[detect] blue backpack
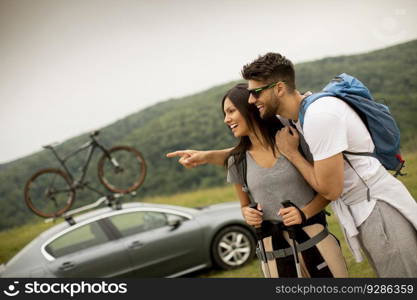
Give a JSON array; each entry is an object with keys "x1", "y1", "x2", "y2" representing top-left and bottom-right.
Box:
[{"x1": 298, "y1": 73, "x2": 405, "y2": 177}]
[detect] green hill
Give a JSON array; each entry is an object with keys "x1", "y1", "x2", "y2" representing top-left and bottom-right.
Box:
[{"x1": 1, "y1": 39, "x2": 416, "y2": 230}]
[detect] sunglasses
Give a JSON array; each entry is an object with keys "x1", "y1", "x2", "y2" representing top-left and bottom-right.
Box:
[{"x1": 247, "y1": 82, "x2": 282, "y2": 99}]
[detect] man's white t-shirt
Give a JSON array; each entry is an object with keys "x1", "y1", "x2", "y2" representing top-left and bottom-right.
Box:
[{"x1": 294, "y1": 96, "x2": 382, "y2": 227}]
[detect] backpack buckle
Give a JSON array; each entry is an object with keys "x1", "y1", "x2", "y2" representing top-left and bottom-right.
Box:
[
  {"x1": 394, "y1": 169, "x2": 406, "y2": 177},
  {"x1": 394, "y1": 159, "x2": 406, "y2": 177}
]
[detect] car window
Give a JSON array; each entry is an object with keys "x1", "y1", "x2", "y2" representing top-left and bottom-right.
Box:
[
  {"x1": 109, "y1": 211, "x2": 168, "y2": 237},
  {"x1": 45, "y1": 222, "x2": 109, "y2": 258}
]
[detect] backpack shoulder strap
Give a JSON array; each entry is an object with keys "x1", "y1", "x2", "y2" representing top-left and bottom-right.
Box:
[
  {"x1": 342, "y1": 153, "x2": 371, "y2": 202},
  {"x1": 235, "y1": 153, "x2": 255, "y2": 206},
  {"x1": 298, "y1": 92, "x2": 334, "y2": 128}
]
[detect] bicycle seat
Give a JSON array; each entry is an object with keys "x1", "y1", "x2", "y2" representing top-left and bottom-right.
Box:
[
  {"x1": 90, "y1": 130, "x2": 100, "y2": 137},
  {"x1": 42, "y1": 142, "x2": 60, "y2": 150}
]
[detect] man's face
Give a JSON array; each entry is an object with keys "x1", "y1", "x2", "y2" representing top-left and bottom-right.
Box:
[{"x1": 247, "y1": 79, "x2": 279, "y2": 119}]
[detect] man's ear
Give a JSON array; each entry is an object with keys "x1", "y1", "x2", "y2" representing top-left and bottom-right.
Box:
[
  {"x1": 273, "y1": 81, "x2": 286, "y2": 98},
  {"x1": 275, "y1": 81, "x2": 287, "y2": 97}
]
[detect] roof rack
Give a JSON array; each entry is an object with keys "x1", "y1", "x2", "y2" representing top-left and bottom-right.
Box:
[{"x1": 45, "y1": 191, "x2": 136, "y2": 226}]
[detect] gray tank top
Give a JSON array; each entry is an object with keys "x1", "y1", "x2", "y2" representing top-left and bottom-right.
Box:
[{"x1": 227, "y1": 152, "x2": 315, "y2": 222}]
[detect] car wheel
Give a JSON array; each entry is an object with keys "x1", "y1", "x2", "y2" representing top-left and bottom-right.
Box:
[{"x1": 211, "y1": 225, "x2": 256, "y2": 270}]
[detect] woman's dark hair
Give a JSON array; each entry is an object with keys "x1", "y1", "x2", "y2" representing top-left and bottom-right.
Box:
[{"x1": 222, "y1": 83, "x2": 284, "y2": 168}]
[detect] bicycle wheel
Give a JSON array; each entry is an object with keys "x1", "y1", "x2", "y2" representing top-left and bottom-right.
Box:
[
  {"x1": 24, "y1": 168, "x2": 75, "y2": 218},
  {"x1": 98, "y1": 146, "x2": 147, "y2": 193}
]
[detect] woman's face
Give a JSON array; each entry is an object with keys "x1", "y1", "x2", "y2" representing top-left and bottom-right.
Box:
[{"x1": 223, "y1": 97, "x2": 250, "y2": 137}]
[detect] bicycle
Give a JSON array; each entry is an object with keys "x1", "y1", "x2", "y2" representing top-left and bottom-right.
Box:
[{"x1": 24, "y1": 130, "x2": 147, "y2": 218}]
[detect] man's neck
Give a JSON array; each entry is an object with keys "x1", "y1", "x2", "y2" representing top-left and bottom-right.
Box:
[{"x1": 277, "y1": 90, "x2": 303, "y2": 121}]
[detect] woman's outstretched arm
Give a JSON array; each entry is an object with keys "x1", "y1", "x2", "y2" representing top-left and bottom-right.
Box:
[{"x1": 166, "y1": 148, "x2": 233, "y2": 167}]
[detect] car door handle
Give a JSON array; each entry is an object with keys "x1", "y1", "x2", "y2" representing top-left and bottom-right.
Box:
[
  {"x1": 128, "y1": 240, "x2": 144, "y2": 250},
  {"x1": 59, "y1": 261, "x2": 76, "y2": 271}
]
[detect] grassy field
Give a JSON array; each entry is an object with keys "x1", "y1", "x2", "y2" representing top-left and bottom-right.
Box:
[{"x1": 1, "y1": 152, "x2": 416, "y2": 278}]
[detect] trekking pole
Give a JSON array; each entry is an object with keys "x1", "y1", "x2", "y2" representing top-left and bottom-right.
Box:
[
  {"x1": 249, "y1": 203, "x2": 271, "y2": 278},
  {"x1": 281, "y1": 200, "x2": 302, "y2": 278}
]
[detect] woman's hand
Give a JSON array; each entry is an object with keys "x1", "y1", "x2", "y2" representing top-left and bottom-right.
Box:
[
  {"x1": 166, "y1": 148, "x2": 231, "y2": 167},
  {"x1": 278, "y1": 206, "x2": 303, "y2": 226},
  {"x1": 166, "y1": 150, "x2": 208, "y2": 168},
  {"x1": 241, "y1": 203, "x2": 263, "y2": 227}
]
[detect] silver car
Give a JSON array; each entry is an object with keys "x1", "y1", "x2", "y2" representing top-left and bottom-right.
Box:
[{"x1": 0, "y1": 201, "x2": 256, "y2": 277}]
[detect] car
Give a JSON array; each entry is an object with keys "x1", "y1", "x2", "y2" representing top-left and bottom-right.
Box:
[{"x1": 0, "y1": 201, "x2": 257, "y2": 278}]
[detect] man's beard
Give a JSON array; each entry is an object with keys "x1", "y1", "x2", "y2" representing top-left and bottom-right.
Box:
[{"x1": 261, "y1": 95, "x2": 279, "y2": 120}]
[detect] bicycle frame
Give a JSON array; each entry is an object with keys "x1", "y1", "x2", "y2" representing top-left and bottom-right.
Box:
[{"x1": 47, "y1": 136, "x2": 110, "y2": 188}]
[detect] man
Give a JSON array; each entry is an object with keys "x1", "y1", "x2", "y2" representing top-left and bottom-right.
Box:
[{"x1": 167, "y1": 53, "x2": 417, "y2": 277}]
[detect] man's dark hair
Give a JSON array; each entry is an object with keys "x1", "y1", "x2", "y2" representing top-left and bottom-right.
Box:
[{"x1": 241, "y1": 53, "x2": 296, "y2": 91}]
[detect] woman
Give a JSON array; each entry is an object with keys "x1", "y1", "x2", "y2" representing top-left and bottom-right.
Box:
[{"x1": 168, "y1": 84, "x2": 348, "y2": 277}]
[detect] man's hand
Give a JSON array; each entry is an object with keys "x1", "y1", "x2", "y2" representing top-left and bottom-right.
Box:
[
  {"x1": 278, "y1": 206, "x2": 302, "y2": 226},
  {"x1": 166, "y1": 150, "x2": 208, "y2": 168},
  {"x1": 275, "y1": 126, "x2": 300, "y2": 160},
  {"x1": 241, "y1": 203, "x2": 263, "y2": 227}
]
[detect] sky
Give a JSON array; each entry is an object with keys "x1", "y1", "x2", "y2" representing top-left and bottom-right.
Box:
[{"x1": 1, "y1": 0, "x2": 416, "y2": 163}]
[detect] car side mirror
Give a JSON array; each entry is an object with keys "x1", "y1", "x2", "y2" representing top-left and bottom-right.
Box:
[{"x1": 167, "y1": 216, "x2": 182, "y2": 229}]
